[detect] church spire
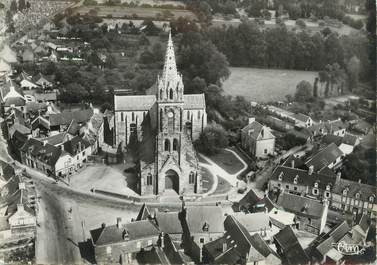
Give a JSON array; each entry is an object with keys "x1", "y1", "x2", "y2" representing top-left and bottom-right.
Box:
[{"x1": 162, "y1": 31, "x2": 178, "y2": 82}]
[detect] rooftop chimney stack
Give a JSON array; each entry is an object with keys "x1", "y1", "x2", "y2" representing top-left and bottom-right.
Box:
[
  {"x1": 308, "y1": 165, "x2": 314, "y2": 175},
  {"x1": 222, "y1": 242, "x2": 227, "y2": 252}
]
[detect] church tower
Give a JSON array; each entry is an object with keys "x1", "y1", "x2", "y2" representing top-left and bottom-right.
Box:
[{"x1": 155, "y1": 32, "x2": 185, "y2": 194}]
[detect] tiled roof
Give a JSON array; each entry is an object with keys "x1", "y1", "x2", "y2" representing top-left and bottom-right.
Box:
[
  {"x1": 241, "y1": 121, "x2": 263, "y2": 140},
  {"x1": 49, "y1": 109, "x2": 93, "y2": 126},
  {"x1": 342, "y1": 133, "x2": 358, "y2": 146},
  {"x1": 273, "y1": 226, "x2": 310, "y2": 265},
  {"x1": 292, "y1": 113, "x2": 310, "y2": 122},
  {"x1": 114, "y1": 95, "x2": 156, "y2": 111},
  {"x1": 270, "y1": 165, "x2": 336, "y2": 190},
  {"x1": 63, "y1": 136, "x2": 90, "y2": 156},
  {"x1": 4, "y1": 97, "x2": 25, "y2": 107},
  {"x1": 92, "y1": 220, "x2": 160, "y2": 246},
  {"x1": 35, "y1": 92, "x2": 57, "y2": 101},
  {"x1": 185, "y1": 206, "x2": 224, "y2": 234},
  {"x1": 277, "y1": 192, "x2": 325, "y2": 219},
  {"x1": 232, "y1": 212, "x2": 270, "y2": 233},
  {"x1": 155, "y1": 211, "x2": 182, "y2": 234},
  {"x1": 305, "y1": 143, "x2": 344, "y2": 171},
  {"x1": 20, "y1": 138, "x2": 62, "y2": 167},
  {"x1": 8, "y1": 123, "x2": 31, "y2": 137},
  {"x1": 183, "y1": 94, "x2": 206, "y2": 109},
  {"x1": 332, "y1": 179, "x2": 375, "y2": 201}
]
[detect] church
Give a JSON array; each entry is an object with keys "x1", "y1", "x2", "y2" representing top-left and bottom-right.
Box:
[{"x1": 114, "y1": 33, "x2": 207, "y2": 196}]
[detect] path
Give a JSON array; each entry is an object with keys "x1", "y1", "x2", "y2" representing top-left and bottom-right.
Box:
[{"x1": 199, "y1": 148, "x2": 248, "y2": 196}]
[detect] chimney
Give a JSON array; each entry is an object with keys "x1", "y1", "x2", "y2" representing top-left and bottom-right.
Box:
[
  {"x1": 248, "y1": 117, "x2": 255, "y2": 124},
  {"x1": 222, "y1": 242, "x2": 227, "y2": 252},
  {"x1": 308, "y1": 165, "x2": 314, "y2": 175},
  {"x1": 43, "y1": 140, "x2": 48, "y2": 146},
  {"x1": 358, "y1": 179, "x2": 361, "y2": 184},
  {"x1": 116, "y1": 217, "x2": 122, "y2": 228},
  {"x1": 101, "y1": 223, "x2": 106, "y2": 229},
  {"x1": 291, "y1": 159, "x2": 295, "y2": 168},
  {"x1": 160, "y1": 232, "x2": 165, "y2": 248},
  {"x1": 336, "y1": 171, "x2": 341, "y2": 181}
]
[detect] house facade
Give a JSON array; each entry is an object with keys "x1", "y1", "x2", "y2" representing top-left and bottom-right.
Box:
[{"x1": 241, "y1": 118, "x2": 275, "y2": 159}]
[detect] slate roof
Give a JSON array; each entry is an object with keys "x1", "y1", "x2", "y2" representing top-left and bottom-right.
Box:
[
  {"x1": 238, "y1": 188, "x2": 262, "y2": 209},
  {"x1": 292, "y1": 113, "x2": 310, "y2": 122},
  {"x1": 49, "y1": 109, "x2": 93, "y2": 126},
  {"x1": 91, "y1": 220, "x2": 160, "y2": 246},
  {"x1": 31, "y1": 116, "x2": 50, "y2": 130},
  {"x1": 155, "y1": 211, "x2": 182, "y2": 234},
  {"x1": 20, "y1": 138, "x2": 63, "y2": 167},
  {"x1": 277, "y1": 192, "x2": 325, "y2": 219},
  {"x1": 273, "y1": 226, "x2": 310, "y2": 265},
  {"x1": 332, "y1": 179, "x2": 375, "y2": 201},
  {"x1": 270, "y1": 165, "x2": 336, "y2": 190},
  {"x1": 5, "y1": 97, "x2": 25, "y2": 107},
  {"x1": 183, "y1": 94, "x2": 206, "y2": 109},
  {"x1": 63, "y1": 136, "x2": 90, "y2": 156},
  {"x1": 67, "y1": 119, "x2": 80, "y2": 135},
  {"x1": 114, "y1": 95, "x2": 156, "y2": 111},
  {"x1": 342, "y1": 133, "x2": 358, "y2": 146},
  {"x1": 35, "y1": 92, "x2": 57, "y2": 102},
  {"x1": 241, "y1": 120, "x2": 263, "y2": 140},
  {"x1": 8, "y1": 123, "x2": 31, "y2": 137},
  {"x1": 43, "y1": 133, "x2": 68, "y2": 146},
  {"x1": 185, "y1": 206, "x2": 224, "y2": 234},
  {"x1": 305, "y1": 143, "x2": 344, "y2": 171}
]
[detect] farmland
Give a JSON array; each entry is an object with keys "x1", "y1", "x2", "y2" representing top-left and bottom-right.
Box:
[
  {"x1": 222, "y1": 67, "x2": 318, "y2": 102},
  {"x1": 75, "y1": 5, "x2": 197, "y2": 20}
]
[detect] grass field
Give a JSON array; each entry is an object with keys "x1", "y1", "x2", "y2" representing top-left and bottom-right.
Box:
[
  {"x1": 76, "y1": 5, "x2": 196, "y2": 20},
  {"x1": 223, "y1": 67, "x2": 318, "y2": 102},
  {"x1": 209, "y1": 149, "x2": 245, "y2": 175}
]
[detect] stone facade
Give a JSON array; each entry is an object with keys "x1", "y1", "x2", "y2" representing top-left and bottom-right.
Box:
[{"x1": 114, "y1": 33, "x2": 207, "y2": 196}]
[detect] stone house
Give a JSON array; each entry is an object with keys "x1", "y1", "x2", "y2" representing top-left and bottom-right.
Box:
[
  {"x1": 90, "y1": 218, "x2": 161, "y2": 265},
  {"x1": 291, "y1": 113, "x2": 314, "y2": 128},
  {"x1": 241, "y1": 118, "x2": 275, "y2": 159}
]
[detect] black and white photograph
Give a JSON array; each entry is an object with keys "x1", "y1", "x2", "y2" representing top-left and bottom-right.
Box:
[{"x1": 0, "y1": 0, "x2": 375, "y2": 264}]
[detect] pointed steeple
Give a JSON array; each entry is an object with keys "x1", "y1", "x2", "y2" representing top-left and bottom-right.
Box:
[{"x1": 162, "y1": 31, "x2": 178, "y2": 82}]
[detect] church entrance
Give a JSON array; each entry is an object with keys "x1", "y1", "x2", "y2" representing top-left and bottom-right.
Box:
[{"x1": 165, "y1": 169, "x2": 179, "y2": 194}]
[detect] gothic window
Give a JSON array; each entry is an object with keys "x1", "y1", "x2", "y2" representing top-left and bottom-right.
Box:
[
  {"x1": 164, "y1": 139, "x2": 170, "y2": 151},
  {"x1": 160, "y1": 109, "x2": 163, "y2": 132},
  {"x1": 168, "y1": 111, "x2": 174, "y2": 133},
  {"x1": 180, "y1": 109, "x2": 183, "y2": 131},
  {"x1": 147, "y1": 173, "x2": 152, "y2": 186},
  {"x1": 187, "y1": 110, "x2": 190, "y2": 120},
  {"x1": 369, "y1": 196, "x2": 374, "y2": 203},
  {"x1": 189, "y1": 172, "x2": 195, "y2": 184},
  {"x1": 169, "y1": 88, "x2": 173, "y2": 100},
  {"x1": 120, "y1": 112, "x2": 124, "y2": 122},
  {"x1": 197, "y1": 110, "x2": 201, "y2": 120},
  {"x1": 132, "y1": 112, "x2": 135, "y2": 121},
  {"x1": 160, "y1": 89, "x2": 163, "y2": 100},
  {"x1": 173, "y1": 139, "x2": 178, "y2": 151}
]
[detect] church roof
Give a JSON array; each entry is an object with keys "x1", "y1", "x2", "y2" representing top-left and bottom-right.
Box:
[
  {"x1": 114, "y1": 95, "x2": 156, "y2": 111},
  {"x1": 183, "y1": 94, "x2": 206, "y2": 109},
  {"x1": 0, "y1": 45, "x2": 17, "y2": 64}
]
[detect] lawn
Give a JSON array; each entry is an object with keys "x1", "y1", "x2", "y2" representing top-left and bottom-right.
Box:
[
  {"x1": 213, "y1": 176, "x2": 232, "y2": 195},
  {"x1": 209, "y1": 149, "x2": 245, "y2": 175},
  {"x1": 222, "y1": 67, "x2": 318, "y2": 102}
]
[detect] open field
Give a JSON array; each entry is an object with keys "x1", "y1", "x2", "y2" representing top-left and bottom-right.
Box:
[
  {"x1": 75, "y1": 5, "x2": 196, "y2": 20},
  {"x1": 223, "y1": 67, "x2": 318, "y2": 102}
]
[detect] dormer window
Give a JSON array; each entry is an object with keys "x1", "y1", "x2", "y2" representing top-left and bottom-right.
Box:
[
  {"x1": 202, "y1": 222, "x2": 209, "y2": 232},
  {"x1": 343, "y1": 189, "x2": 348, "y2": 196},
  {"x1": 278, "y1": 172, "x2": 283, "y2": 181},
  {"x1": 326, "y1": 185, "x2": 331, "y2": 191},
  {"x1": 293, "y1": 175, "x2": 299, "y2": 184},
  {"x1": 369, "y1": 196, "x2": 374, "y2": 203},
  {"x1": 355, "y1": 193, "x2": 360, "y2": 199},
  {"x1": 314, "y1": 182, "x2": 319, "y2": 188}
]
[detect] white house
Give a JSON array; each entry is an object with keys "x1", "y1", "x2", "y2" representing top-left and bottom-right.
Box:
[{"x1": 241, "y1": 118, "x2": 275, "y2": 159}]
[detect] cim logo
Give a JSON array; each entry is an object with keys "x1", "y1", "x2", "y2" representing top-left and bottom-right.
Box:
[{"x1": 332, "y1": 241, "x2": 366, "y2": 255}]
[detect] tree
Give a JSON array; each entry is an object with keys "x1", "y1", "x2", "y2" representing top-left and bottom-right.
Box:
[
  {"x1": 105, "y1": 54, "x2": 117, "y2": 69},
  {"x1": 18, "y1": 0, "x2": 26, "y2": 11},
  {"x1": 26, "y1": 1, "x2": 30, "y2": 9},
  {"x1": 313, "y1": 77, "x2": 319, "y2": 97},
  {"x1": 151, "y1": 42, "x2": 164, "y2": 62},
  {"x1": 294, "y1": 80, "x2": 313, "y2": 102},
  {"x1": 5, "y1": 10, "x2": 13, "y2": 26},
  {"x1": 138, "y1": 33, "x2": 150, "y2": 46},
  {"x1": 141, "y1": 19, "x2": 160, "y2": 35},
  {"x1": 295, "y1": 19, "x2": 306, "y2": 28},
  {"x1": 194, "y1": 123, "x2": 228, "y2": 155},
  {"x1": 10, "y1": 0, "x2": 17, "y2": 13},
  {"x1": 346, "y1": 56, "x2": 360, "y2": 92},
  {"x1": 60, "y1": 83, "x2": 89, "y2": 103}
]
